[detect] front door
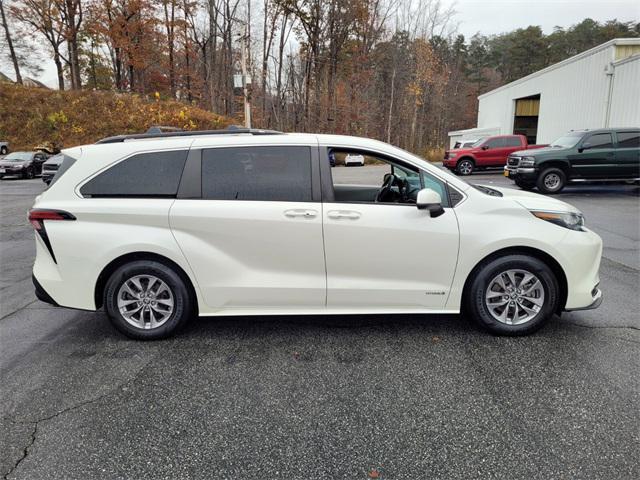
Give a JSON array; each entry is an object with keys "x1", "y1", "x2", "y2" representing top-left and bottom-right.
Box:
[
  {"x1": 170, "y1": 145, "x2": 326, "y2": 311},
  {"x1": 476, "y1": 137, "x2": 506, "y2": 167},
  {"x1": 321, "y1": 147, "x2": 459, "y2": 310},
  {"x1": 568, "y1": 132, "x2": 617, "y2": 178}
]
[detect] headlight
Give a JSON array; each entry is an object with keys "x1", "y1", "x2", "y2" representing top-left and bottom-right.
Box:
[
  {"x1": 449, "y1": 153, "x2": 457, "y2": 158},
  {"x1": 519, "y1": 157, "x2": 535, "y2": 167},
  {"x1": 531, "y1": 210, "x2": 585, "y2": 231}
]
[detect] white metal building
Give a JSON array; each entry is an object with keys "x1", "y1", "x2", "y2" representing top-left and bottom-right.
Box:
[{"x1": 449, "y1": 38, "x2": 640, "y2": 148}]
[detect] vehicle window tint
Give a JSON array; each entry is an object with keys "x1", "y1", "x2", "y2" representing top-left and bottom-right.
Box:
[
  {"x1": 585, "y1": 133, "x2": 613, "y2": 149},
  {"x1": 80, "y1": 150, "x2": 188, "y2": 197},
  {"x1": 485, "y1": 138, "x2": 505, "y2": 148},
  {"x1": 504, "y1": 136, "x2": 522, "y2": 147},
  {"x1": 202, "y1": 146, "x2": 312, "y2": 202},
  {"x1": 616, "y1": 131, "x2": 640, "y2": 148}
]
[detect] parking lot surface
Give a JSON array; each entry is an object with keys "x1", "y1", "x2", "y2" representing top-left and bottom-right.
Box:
[{"x1": 1, "y1": 170, "x2": 639, "y2": 479}]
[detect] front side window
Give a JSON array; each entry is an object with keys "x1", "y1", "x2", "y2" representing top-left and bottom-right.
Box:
[
  {"x1": 616, "y1": 131, "x2": 640, "y2": 148},
  {"x1": 201, "y1": 146, "x2": 312, "y2": 202},
  {"x1": 80, "y1": 150, "x2": 188, "y2": 197},
  {"x1": 328, "y1": 149, "x2": 449, "y2": 207},
  {"x1": 584, "y1": 133, "x2": 613, "y2": 149},
  {"x1": 485, "y1": 138, "x2": 505, "y2": 148}
]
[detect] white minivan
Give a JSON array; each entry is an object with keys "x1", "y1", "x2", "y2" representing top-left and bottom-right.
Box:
[{"x1": 30, "y1": 129, "x2": 602, "y2": 339}]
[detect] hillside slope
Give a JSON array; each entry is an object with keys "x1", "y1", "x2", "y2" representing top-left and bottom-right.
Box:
[{"x1": 0, "y1": 84, "x2": 233, "y2": 151}]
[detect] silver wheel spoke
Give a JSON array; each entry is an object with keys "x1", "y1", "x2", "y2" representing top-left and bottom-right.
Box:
[
  {"x1": 485, "y1": 269, "x2": 545, "y2": 326},
  {"x1": 117, "y1": 275, "x2": 174, "y2": 330}
]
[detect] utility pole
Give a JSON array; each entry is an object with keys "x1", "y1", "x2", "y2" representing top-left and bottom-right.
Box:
[{"x1": 240, "y1": 26, "x2": 251, "y2": 128}]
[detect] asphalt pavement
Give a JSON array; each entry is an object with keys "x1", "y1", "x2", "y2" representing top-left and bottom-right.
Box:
[{"x1": 1, "y1": 170, "x2": 639, "y2": 480}]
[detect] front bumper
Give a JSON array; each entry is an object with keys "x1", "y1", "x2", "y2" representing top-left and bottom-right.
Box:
[
  {"x1": 565, "y1": 288, "x2": 602, "y2": 312},
  {"x1": 504, "y1": 166, "x2": 537, "y2": 182}
]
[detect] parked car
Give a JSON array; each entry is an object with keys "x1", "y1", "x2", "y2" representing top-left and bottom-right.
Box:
[
  {"x1": 41, "y1": 154, "x2": 64, "y2": 185},
  {"x1": 443, "y1": 134, "x2": 547, "y2": 175},
  {"x1": 0, "y1": 151, "x2": 48, "y2": 179},
  {"x1": 0, "y1": 141, "x2": 8, "y2": 155},
  {"x1": 30, "y1": 128, "x2": 602, "y2": 340},
  {"x1": 505, "y1": 128, "x2": 640, "y2": 194},
  {"x1": 344, "y1": 153, "x2": 365, "y2": 166}
]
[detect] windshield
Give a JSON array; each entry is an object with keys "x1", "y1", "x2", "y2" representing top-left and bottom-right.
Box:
[
  {"x1": 549, "y1": 132, "x2": 583, "y2": 148},
  {"x1": 4, "y1": 152, "x2": 32, "y2": 162}
]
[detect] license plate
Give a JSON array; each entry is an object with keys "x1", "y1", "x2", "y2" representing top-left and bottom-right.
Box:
[
  {"x1": 503, "y1": 170, "x2": 509, "y2": 177},
  {"x1": 0, "y1": 169, "x2": 5, "y2": 173}
]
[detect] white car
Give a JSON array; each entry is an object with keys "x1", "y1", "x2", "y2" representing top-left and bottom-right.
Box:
[
  {"x1": 30, "y1": 129, "x2": 602, "y2": 339},
  {"x1": 344, "y1": 153, "x2": 365, "y2": 166}
]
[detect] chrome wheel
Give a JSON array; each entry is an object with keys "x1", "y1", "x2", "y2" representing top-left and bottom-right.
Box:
[
  {"x1": 485, "y1": 269, "x2": 545, "y2": 325},
  {"x1": 543, "y1": 173, "x2": 561, "y2": 191},
  {"x1": 117, "y1": 274, "x2": 174, "y2": 330},
  {"x1": 458, "y1": 160, "x2": 473, "y2": 175}
]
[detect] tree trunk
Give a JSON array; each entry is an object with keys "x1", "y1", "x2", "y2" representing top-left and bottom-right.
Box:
[{"x1": 0, "y1": 0, "x2": 22, "y2": 84}]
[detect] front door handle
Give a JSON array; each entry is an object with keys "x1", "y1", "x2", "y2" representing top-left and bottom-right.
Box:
[
  {"x1": 327, "y1": 210, "x2": 361, "y2": 220},
  {"x1": 284, "y1": 209, "x2": 317, "y2": 218}
]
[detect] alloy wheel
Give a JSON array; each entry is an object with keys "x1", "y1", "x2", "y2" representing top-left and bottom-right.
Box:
[
  {"x1": 117, "y1": 274, "x2": 174, "y2": 330},
  {"x1": 485, "y1": 269, "x2": 545, "y2": 325},
  {"x1": 458, "y1": 160, "x2": 473, "y2": 175},
  {"x1": 543, "y1": 173, "x2": 561, "y2": 191}
]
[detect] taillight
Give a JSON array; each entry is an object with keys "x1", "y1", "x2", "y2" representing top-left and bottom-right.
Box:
[
  {"x1": 28, "y1": 209, "x2": 75, "y2": 263},
  {"x1": 28, "y1": 209, "x2": 76, "y2": 230}
]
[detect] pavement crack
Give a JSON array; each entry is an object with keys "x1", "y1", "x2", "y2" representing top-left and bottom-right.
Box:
[
  {"x1": 2, "y1": 358, "x2": 153, "y2": 478},
  {"x1": 3, "y1": 422, "x2": 37, "y2": 480}
]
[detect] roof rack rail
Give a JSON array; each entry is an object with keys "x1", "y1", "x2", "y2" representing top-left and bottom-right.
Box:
[{"x1": 95, "y1": 125, "x2": 283, "y2": 144}]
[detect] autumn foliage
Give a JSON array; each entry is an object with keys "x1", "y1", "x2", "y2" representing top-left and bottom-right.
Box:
[{"x1": 0, "y1": 83, "x2": 232, "y2": 150}]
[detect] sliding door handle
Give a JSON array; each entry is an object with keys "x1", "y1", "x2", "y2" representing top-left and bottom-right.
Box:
[
  {"x1": 327, "y1": 210, "x2": 361, "y2": 220},
  {"x1": 284, "y1": 209, "x2": 317, "y2": 218}
]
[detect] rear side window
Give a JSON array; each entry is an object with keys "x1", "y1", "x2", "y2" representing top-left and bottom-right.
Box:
[
  {"x1": 201, "y1": 146, "x2": 312, "y2": 202},
  {"x1": 504, "y1": 136, "x2": 522, "y2": 147},
  {"x1": 616, "y1": 131, "x2": 640, "y2": 148},
  {"x1": 584, "y1": 133, "x2": 613, "y2": 149},
  {"x1": 80, "y1": 150, "x2": 188, "y2": 197}
]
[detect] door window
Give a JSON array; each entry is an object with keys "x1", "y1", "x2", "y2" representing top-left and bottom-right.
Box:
[
  {"x1": 201, "y1": 146, "x2": 312, "y2": 202},
  {"x1": 584, "y1": 133, "x2": 614, "y2": 149},
  {"x1": 616, "y1": 131, "x2": 640, "y2": 148},
  {"x1": 485, "y1": 138, "x2": 505, "y2": 148},
  {"x1": 328, "y1": 149, "x2": 448, "y2": 206},
  {"x1": 503, "y1": 136, "x2": 522, "y2": 147}
]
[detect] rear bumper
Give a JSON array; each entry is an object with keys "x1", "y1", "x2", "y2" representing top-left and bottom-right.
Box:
[{"x1": 32, "y1": 274, "x2": 59, "y2": 306}]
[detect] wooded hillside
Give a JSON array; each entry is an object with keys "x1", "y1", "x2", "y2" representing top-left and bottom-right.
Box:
[
  {"x1": 0, "y1": 83, "x2": 231, "y2": 150},
  {"x1": 1, "y1": 0, "x2": 638, "y2": 155}
]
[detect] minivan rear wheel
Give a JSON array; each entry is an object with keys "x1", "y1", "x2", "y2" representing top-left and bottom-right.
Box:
[
  {"x1": 104, "y1": 260, "x2": 193, "y2": 340},
  {"x1": 465, "y1": 254, "x2": 559, "y2": 336}
]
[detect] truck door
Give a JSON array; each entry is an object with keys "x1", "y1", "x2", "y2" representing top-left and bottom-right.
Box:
[
  {"x1": 615, "y1": 131, "x2": 640, "y2": 179},
  {"x1": 568, "y1": 132, "x2": 616, "y2": 178}
]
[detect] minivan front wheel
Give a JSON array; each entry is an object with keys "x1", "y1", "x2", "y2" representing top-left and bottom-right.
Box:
[
  {"x1": 466, "y1": 254, "x2": 559, "y2": 335},
  {"x1": 104, "y1": 260, "x2": 193, "y2": 339}
]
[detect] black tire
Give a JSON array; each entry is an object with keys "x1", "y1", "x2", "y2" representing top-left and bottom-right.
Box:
[
  {"x1": 0, "y1": 146, "x2": 7, "y2": 155},
  {"x1": 465, "y1": 254, "x2": 559, "y2": 336},
  {"x1": 515, "y1": 180, "x2": 534, "y2": 191},
  {"x1": 104, "y1": 260, "x2": 194, "y2": 340},
  {"x1": 456, "y1": 158, "x2": 474, "y2": 176},
  {"x1": 536, "y1": 167, "x2": 566, "y2": 194},
  {"x1": 23, "y1": 168, "x2": 34, "y2": 179}
]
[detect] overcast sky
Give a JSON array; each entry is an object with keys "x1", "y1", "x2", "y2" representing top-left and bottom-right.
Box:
[{"x1": 2, "y1": 0, "x2": 639, "y2": 88}]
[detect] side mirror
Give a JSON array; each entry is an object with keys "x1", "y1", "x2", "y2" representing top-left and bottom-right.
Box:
[
  {"x1": 481, "y1": 145, "x2": 490, "y2": 150},
  {"x1": 578, "y1": 143, "x2": 591, "y2": 153},
  {"x1": 416, "y1": 188, "x2": 445, "y2": 218}
]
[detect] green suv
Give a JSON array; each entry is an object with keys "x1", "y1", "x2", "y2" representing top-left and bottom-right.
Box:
[{"x1": 504, "y1": 128, "x2": 640, "y2": 194}]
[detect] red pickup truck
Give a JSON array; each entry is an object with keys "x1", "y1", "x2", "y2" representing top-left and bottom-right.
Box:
[{"x1": 443, "y1": 134, "x2": 547, "y2": 175}]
